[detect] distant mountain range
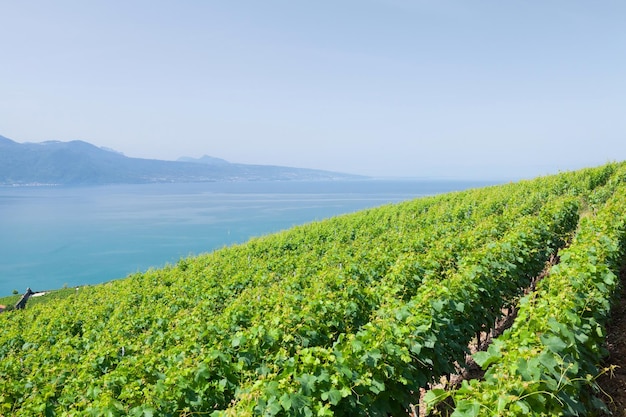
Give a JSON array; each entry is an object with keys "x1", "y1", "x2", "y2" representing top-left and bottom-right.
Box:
[{"x1": 0, "y1": 135, "x2": 363, "y2": 185}]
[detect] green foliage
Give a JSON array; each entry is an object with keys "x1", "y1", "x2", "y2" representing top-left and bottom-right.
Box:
[
  {"x1": 426, "y1": 165, "x2": 626, "y2": 416},
  {"x1": 1, "y1": 162, "x2": 625, "y2": 416},
  {"x1": 0, "y1": 294, "x2": 20, "y2": 307}
]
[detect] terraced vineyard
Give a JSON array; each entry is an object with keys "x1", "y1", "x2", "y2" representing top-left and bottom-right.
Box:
[
  {"x1": 1, "y1": 163, "x2": 625, "y2": 416},
  {"x1": 425, "y1": 171, "x2": 626, "y2": 416}
]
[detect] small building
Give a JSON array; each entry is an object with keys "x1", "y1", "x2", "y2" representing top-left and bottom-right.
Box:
[{"x1": 14, "y1": 288, "x2": 34, "y2": 310}]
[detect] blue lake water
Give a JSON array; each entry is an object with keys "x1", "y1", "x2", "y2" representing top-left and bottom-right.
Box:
[{"x1": 0, "y1": 180, "x2": 495, "y2": 295}]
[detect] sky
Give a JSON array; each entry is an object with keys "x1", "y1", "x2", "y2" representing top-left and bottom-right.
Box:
[{"x1": 2, "y1": 1, "x2": 626, "y2": 180}]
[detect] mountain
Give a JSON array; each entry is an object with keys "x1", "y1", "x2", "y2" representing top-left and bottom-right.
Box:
[
  {"x1": 0, "y1": 135, "x2": 363, "y2": 185},
  {"x1": 177, "y1": 155, "x2": 230, "y2": 166}
]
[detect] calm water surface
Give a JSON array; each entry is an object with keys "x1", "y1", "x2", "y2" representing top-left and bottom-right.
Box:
[{"x1": 0, "y1": 180, "x2": 495, "y2": 295}]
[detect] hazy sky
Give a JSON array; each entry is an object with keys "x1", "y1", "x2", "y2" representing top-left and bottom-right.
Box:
[{"x1": 2, "y1": 1, "x2": 626, "y2": 179}]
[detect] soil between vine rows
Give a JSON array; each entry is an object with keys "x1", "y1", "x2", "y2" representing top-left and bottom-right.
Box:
[{"x1": 597, "y1": 264, "x2": 626, "y2": 417}]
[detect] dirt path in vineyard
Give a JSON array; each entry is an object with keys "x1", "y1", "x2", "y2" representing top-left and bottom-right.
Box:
[{"x1": 597, "y1": 264, "x2": 626, "y2": 416}]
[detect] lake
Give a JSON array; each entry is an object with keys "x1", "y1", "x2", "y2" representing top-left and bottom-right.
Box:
[{"x1": 0, "y1": 179, "x2": 496, "y2": 295}]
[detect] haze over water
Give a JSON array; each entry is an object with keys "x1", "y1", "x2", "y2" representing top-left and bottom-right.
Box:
[{"x1": 0, "y1": 180, "x2": 493, "y2": 295}]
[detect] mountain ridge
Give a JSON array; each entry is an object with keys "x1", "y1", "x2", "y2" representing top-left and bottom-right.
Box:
[
  {"x1": 0, "y1": 135, "x2": 363, "y2": 185},
  {"x1": 177, "y1": 155, "x2": 230, "y2": 165}
]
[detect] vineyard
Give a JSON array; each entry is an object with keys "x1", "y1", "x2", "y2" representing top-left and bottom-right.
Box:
[{"x1": 1, "y1": 163, "x2": 625, "y2": 416}]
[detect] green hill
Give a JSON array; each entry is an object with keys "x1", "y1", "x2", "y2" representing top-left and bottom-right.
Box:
[{"x1": 1, "y1": 162, "x2": 625, "y2": 416}]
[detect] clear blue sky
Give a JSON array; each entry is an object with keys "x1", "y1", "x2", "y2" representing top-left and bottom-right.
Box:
[{"x1": 2, "y1": 1, "x2": 625, "y2": 179}]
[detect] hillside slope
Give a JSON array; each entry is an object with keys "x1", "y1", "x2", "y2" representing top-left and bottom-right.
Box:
[
  {"x1": 425, "y1": 176, "x2": 626, "y2": 416},
  {"x1": 0, "y1": 162, "x2": 624, "y2": 416}
]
